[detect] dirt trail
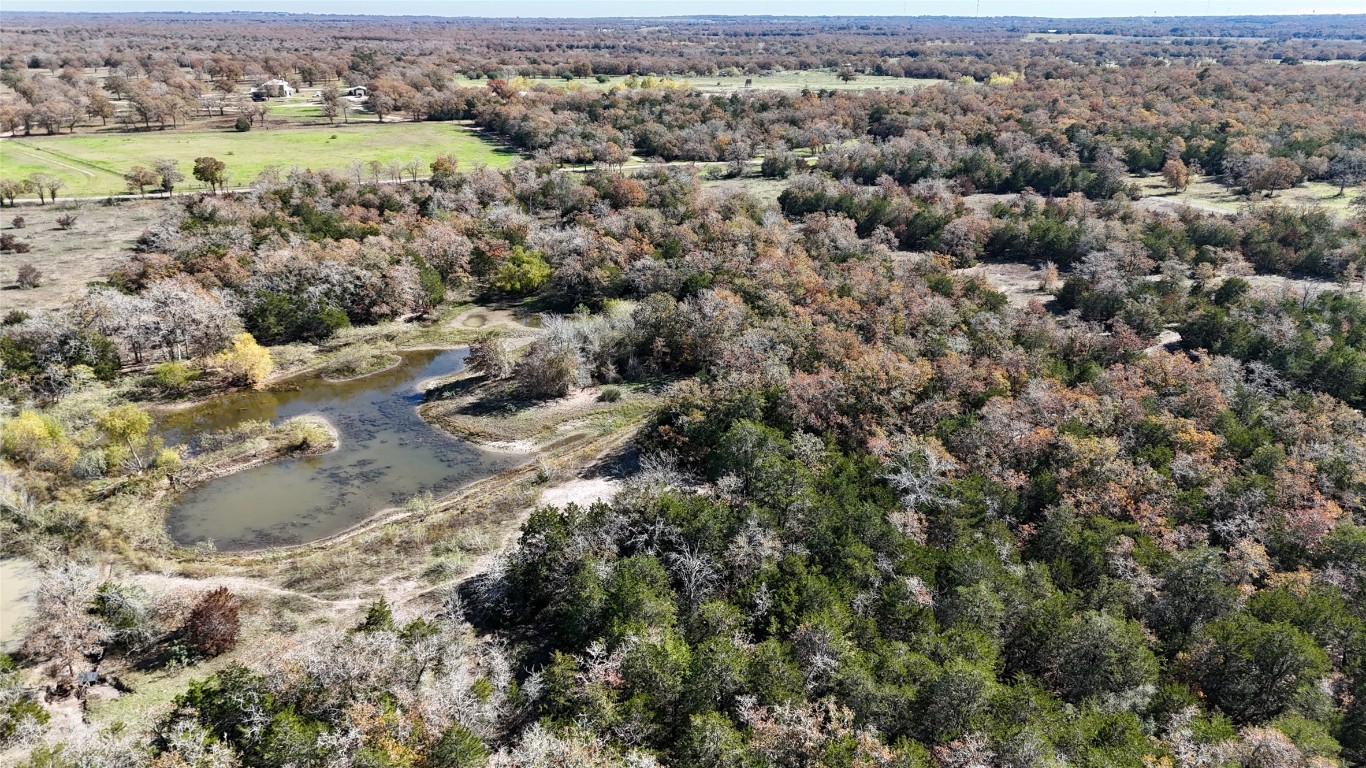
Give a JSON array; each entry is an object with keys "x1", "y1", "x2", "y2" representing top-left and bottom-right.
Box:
[
  {"x1": 4, "y1": 141, "x2": 100, "y2": 177},
  {"x1": 131, "y1": 571, "x2": 356, "y2": 608},
  {"x1": 538, "y1": 474, "x2": 621, "y2": 509}
]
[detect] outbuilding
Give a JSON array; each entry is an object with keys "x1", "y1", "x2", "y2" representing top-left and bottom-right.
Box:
[{"x1": 254, "y1": 79, "x2": 296, "y2": 98}]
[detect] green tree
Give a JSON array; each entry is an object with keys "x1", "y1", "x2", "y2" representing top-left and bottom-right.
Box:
[
  {"x1": 490, "y1": 246, "x2": 551, "y2": 295},
  {"x1": 193, "y1": 156, "x2": 227, "y2": 193},
  {"x1": 430, "y1": 724, "x2": 488, "y2": 767},
  {"x1": 357, "y1": 597, "x2": 395, "y2": 632},
  {"x1": 1046, "y1": 611, "x2": 1159, "y2": 704},
  {"x1": 1190, "y1": 614, "x2": 1330, "y2": 725}
]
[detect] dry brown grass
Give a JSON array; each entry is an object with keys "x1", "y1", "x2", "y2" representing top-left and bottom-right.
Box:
[{"x1": 1, "y1": 198, "x2": 165, "y2": 312}]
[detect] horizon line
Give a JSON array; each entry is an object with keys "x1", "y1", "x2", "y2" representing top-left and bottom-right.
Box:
[{"x1": 3, "y1": 9, "x2": 1365, "y2": 19}]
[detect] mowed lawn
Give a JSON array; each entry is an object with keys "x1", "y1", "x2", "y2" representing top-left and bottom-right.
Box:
[{"x1": 0, "y1": 121, "x2": 517, "y2": 199}]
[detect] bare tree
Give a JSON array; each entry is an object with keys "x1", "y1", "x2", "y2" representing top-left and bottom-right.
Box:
[
  {"x1": 22, "y1": 564, "x2": 109, "y2": 679},
  {"x1": 403, "y1": 157, "x2": 423, "y2": 183}
]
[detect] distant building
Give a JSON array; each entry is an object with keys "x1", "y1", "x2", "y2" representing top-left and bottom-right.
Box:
[
  {"x1": 254, "y1": 79, "x2": 295, "y2": 98},
  {"x1": 345, "y1": 85, "x2": 368, "y2": 98}
]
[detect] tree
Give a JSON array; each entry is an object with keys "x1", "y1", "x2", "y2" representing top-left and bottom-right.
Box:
[
  {"x1": 0, "y1": 178, "x2": 30, "y2": 207},
  {"x1": 0, "y1": 654, "x2": 49, "y2": 745},
  {"x1": 97, "y1": 404, "x2": 158, "y2": 472},
  {"x1": 124, "y1": 165, "x2": 159, "y2": 197},
  {"x1": 367, "y1": 78, "x2": 416, "y2": 122},
  {"x1": 92, "y1": 582, "x2": 155, "y2": 653},
  {"x1": 154, "y1": 158, "x2": 183, "y2": 196},
  {"x1": 356, "y1": 597, "x2": 395, "y2": 633},
  {"x1": 1190, "y1": 614, "x2": 1330, "y2": 725},
  {"x1": 1328, "y1": 149, "x2": 1366, "y2": 196},
  {"x1": 192, "y1": 156, "x2": 227, "y2": 193},
  {"x1": 1162, "y1": 157, "x2": 1191, "y2": 192},
  {"x1": 319, "y1": 83, "x2": 341, "y2": 125},
  {"x1": 431, "y1": 724, "x2": 488, "y2": 768},
  {"x1": 183, "y1": 587, "x2": 240, "y2": 658},
  {"x1": 1258, "y1": 157, "x2": 1303, "y2": 194},
  {"x1": 212, "y1": 332, "x2": 273, "y2": 388},
  {"x1": 514, "y1": 341, "x2": 581, "y2": 399},
  {"x1": 85, "y1": 90, "x2": 115, "y2": 125},
  {"x1": 490, "y1": 246, "x2": 552, "y2": 295},
  {"x1": 1044, "y1": 612, "x2": 1159, "y2": 704},
  {"x1": 429, "y1": 154, "x2": 459, "y2": 187},
  {"x1": 21, "y1": 564, "x2": 107, "y2": 679},
  {"x1": 402, "y1": 157, "x2": 423, "y2": 183},
  {"x1": 26, "y1": 173, "x2": 63, "y2": 205}
]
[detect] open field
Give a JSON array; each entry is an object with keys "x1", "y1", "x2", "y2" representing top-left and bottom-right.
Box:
[
  {"x1": 1, "y1": 198, "x2": 165, "y2": 310},
  {"x1": 523, "y1": 69, "x2": 942, "y2": 94},
  {"x1": 0, "y1": 121, "x2": 515, "y2": 199},
  {"x1": 701, "y1": 175, "x2": 790, "y2": 206},
  {"x1": 1132, "y1": 174, "x2": 1363, "y2": 218}
]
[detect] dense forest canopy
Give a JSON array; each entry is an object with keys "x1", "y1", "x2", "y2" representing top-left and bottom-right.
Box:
[{"x1": 1, "y1": 11, "x2": 1365, "y2": 768}]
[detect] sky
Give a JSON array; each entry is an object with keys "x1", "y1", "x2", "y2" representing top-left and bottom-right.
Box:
[{"x1": 2, "y1": 0, "x2": 1363, "y2": 16}]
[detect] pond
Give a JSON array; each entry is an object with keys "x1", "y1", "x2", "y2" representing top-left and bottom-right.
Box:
[{"x1": 162, "y1": 349, "x2": 524, "y2": 552}]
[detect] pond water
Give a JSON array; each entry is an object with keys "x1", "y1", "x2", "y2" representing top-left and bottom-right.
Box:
[
  {"x1": 162, "y1": 349, "x2": 524, "y2": 552},
  {"x1": 0, "y1": 558, "x2": 38, "y2": 652}
]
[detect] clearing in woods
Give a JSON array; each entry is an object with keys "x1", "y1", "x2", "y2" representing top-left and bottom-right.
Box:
[
  {"x1": 522, "y1": 69, "x2": 941, "y2": 94},
  {"x1": 0, "y1": 121, "x2": 516, "y2": 199},
  {"x1": 1131, "y1": 173, "x2": 1362, "y2": 218},
  {"x1": 1, "y1": 199, "x2": 166, "y2": 309}
]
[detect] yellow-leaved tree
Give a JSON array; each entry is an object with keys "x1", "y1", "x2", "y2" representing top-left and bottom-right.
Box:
[{"x1": 213, "y1": 333, "x2": 273, "y2": 389}]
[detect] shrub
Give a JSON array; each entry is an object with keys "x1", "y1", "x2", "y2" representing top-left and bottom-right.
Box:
[
  {"x1": 213, "y1": 333, "x2": 274, "y2": 388},
  {"x1": 70, "y1": 450, "x2": 108, "y2": 480},
  {"x1": 598, "y1": 385, "x2": 622, "y2": 402},
  {"x1": 234, "y1": 116, "x2": 251, "y2": 132},
  {"x1": 55, "y1": 214, "x2": 77, "y2": 230},
  {"x1": 10, "y1": 216, "x2": 24, "y2": 229},
  {"x1": 432, "y1": 724, "x2": 489, "y2": 767},
  {"x1": 283, "y1": 418, "x2": 332, "y2": 452},
  {"x1": 761, "y1": 150, "x2": 800, "y2": 178},
  {"x1": 15, "y1": 263, "x2": 41, "y2": 288},
  {"x1": 0, "y1": 654, "x2": 48, "y2": 745},
  {"x1": 515, "y1": 341, "x2": 580, "y2": 399},
  {"x1": 1, "y1": 410, "x2": 78, "y2": 472},
  {"x1": 0, "y1": 233, "x2": 25, "y2": 252},
  {"x1": 183, "y1": 587, "x2": 240, "y2": 657},
  {"x1": 153, "y1": 360, "x2": 199, "y2": 391},
  {"x1": 465, "y1": 334, "x2": 513, "y2": 379}
]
